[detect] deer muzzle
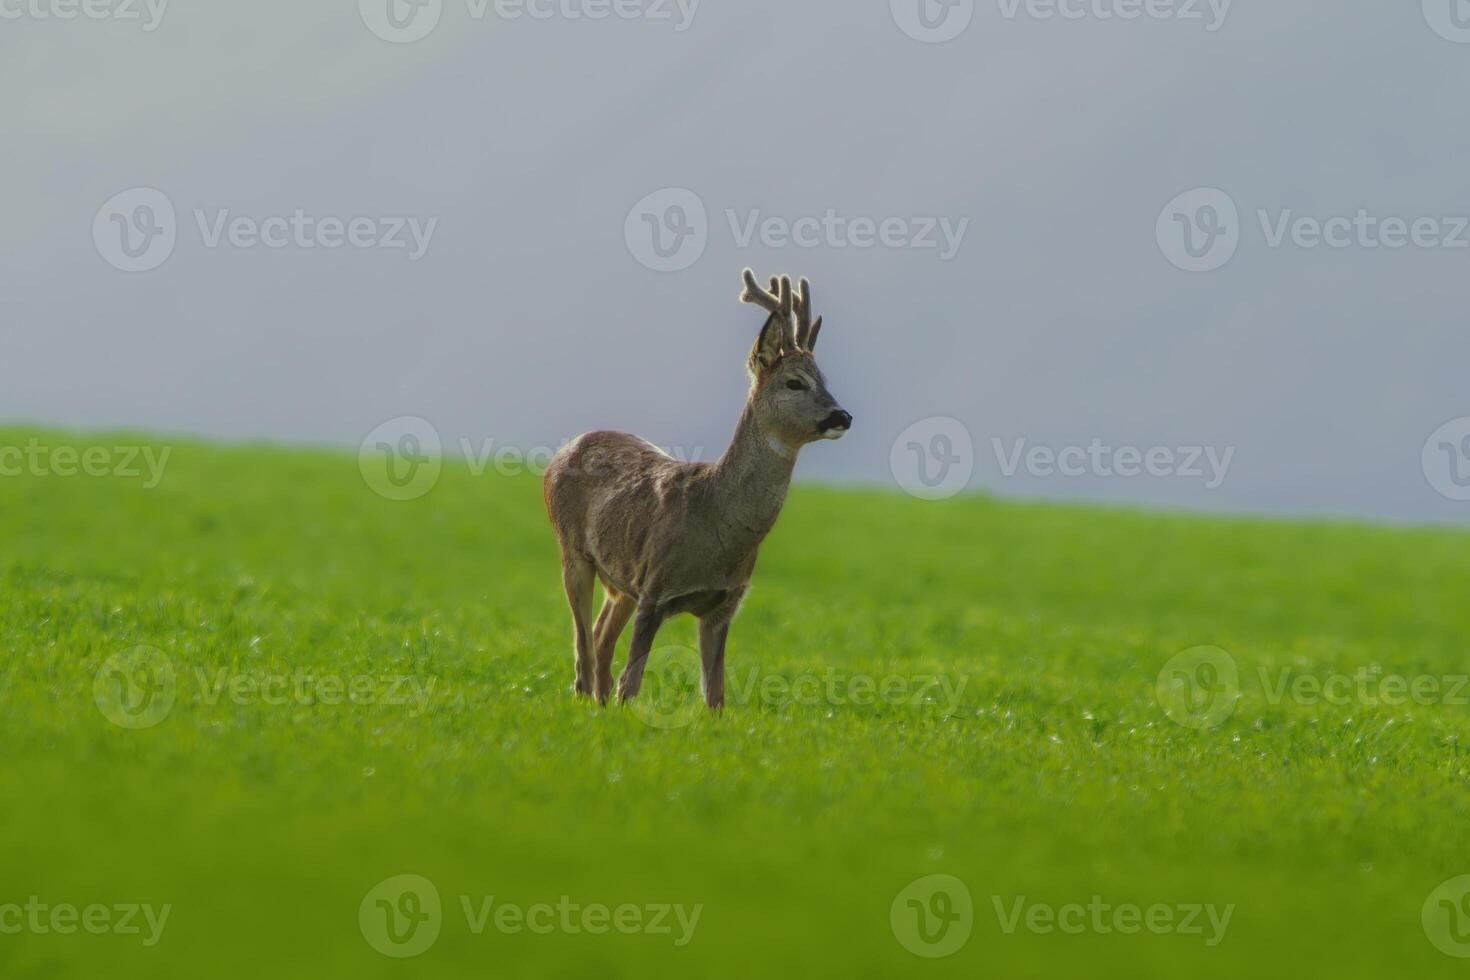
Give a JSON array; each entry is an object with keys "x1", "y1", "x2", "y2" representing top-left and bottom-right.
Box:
[{"x1": 819, "y1": 409, "x2": 853, "y2": 439}]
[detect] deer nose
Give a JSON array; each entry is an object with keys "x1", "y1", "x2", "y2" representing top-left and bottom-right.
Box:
[{"x1": 821, "y1": 409, "x2": 852, "y2": 432}]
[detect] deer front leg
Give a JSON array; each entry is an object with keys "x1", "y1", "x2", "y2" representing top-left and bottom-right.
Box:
[
  {"x1": 616, "y1": 599, "x2": 666, "y2": 703},
  {"x1": 697, "y1": 614, "x2": 731, "y2": 711}
]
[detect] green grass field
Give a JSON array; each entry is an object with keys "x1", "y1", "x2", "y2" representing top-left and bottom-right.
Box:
[{"x1": 2, "y1": 426, "x2": 1469, "y2": 978}]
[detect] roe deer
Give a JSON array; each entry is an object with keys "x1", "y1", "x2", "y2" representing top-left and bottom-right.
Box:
[{"x1": 543, "y1": 269, "x2": 851, "y2": 709}]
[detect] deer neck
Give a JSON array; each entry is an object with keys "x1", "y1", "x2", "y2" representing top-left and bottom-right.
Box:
[{"x1": 710, "y1": 402, "x2": 798, "y2": 550}]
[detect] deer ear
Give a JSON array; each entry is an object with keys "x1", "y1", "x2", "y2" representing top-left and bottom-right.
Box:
[{"x1": 748, "y1": 312, "x2": 784, "y2": 375}]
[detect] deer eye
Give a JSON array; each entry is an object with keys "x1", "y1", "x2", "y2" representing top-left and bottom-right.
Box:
[{"x1": 784, "y1": 379, "x2": 808, "y2": 392}]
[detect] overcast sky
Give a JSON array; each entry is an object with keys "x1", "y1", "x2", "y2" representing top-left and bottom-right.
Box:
[{"x1": 4, "y1": 0, "x2": 1470, "y2": 522}]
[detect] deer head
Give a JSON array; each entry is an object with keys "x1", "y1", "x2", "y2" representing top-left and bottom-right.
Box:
[{"x1": 738, "y1": 268, "x2": 852, "y2": 450}]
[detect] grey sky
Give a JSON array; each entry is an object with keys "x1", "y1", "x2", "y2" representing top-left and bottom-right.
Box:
[{"x1": 4, "y1": 0, "x2": 1470, "y2": 522}]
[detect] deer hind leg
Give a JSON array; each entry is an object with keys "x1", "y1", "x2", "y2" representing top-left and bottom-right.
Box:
[
  {"x1": 592, "y1": 591, "x2": 636, "y2": 705},
  {"x1": 617, "y1": 598, "x2": 667, "y2": 703},
  {"x1": 560, "y1": 555, "x2": 597, "y2": 698}
]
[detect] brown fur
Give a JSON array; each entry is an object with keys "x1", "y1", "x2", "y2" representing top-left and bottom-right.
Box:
[{"x1": 543, "y1": 270, "x2": 850, "y2": 708}]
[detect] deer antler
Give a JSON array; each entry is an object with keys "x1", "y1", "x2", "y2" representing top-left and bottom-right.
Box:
[
  {"x1": 793, "y1": 277, "x2": 823, "y2": 351},
  {"x1": 740, "y1": 269, "x2": 795, "y2": 350},
  {"x1": 740, "y1": 268, "x2": 780, "y2": 313}
]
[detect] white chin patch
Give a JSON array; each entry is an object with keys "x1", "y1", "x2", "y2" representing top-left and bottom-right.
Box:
[{"x1": 821, "y1": 427, "x2": 848, "y2": 441}]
